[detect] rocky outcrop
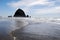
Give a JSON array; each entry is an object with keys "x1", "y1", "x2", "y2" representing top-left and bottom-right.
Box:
[
  {"x1": 8, "y1": 16, "x2": 12, "y2": 17},
  {"x1": 14, "y1": 9, "x2": 26, "y2": 17}
]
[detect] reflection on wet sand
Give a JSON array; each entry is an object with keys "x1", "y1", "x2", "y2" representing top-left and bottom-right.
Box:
[
  {"x1": 0, "y1": 19, "x2": 28, "y2": 40},
  {"x1": 12, "y1": 19, "x2": 60, "y2": 40},
  {"x1": 14, "y1": 24, "x2": 60, "y2": 40},
  {"x1": 0, "y1": 18, "x2": 60, "y2": 40}
]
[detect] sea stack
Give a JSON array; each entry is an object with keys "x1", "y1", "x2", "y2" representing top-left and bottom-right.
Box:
[{"x1": 14, "y1": 8, "x2": 26, "y2": 17}]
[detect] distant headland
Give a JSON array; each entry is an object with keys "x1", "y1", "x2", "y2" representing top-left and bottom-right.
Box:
[{"x1": 8, "y1": 8, "x2": 31, "y2": 17}]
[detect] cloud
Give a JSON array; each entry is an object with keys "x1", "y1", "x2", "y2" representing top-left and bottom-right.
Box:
[
  {"x1": 7, "y1": 0, "x2": 54, "y2": 8},
  {"x1": 32, "y1": 6, "x2": 60, "y2": 15},
  {"x1": 28, "y1": 0, "x2": 55, "y2": 7},
  {"x1": 7, "y1": 1, "x2": 25, "y2": 8}
]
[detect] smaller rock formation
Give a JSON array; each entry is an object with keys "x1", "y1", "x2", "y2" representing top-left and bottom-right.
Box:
[
  {"x1": 26, "y1": 15, "x2": 29, "y2": 17},
  {"x1": 8, "y1": 16, "x2": 12, "y2": 17}
]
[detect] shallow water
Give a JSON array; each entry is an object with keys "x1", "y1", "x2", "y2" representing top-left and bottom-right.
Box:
[{"x1": 0, "y1": 18, "x2": 60, "y2": 40}]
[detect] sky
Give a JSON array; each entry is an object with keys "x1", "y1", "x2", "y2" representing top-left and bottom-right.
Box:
[{"x1": 0, "y1": 0, "x2": 60, "y2": 17}]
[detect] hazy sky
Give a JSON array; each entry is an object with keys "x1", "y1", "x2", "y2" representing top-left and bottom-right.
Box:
[{"x1": 0, "y1": 0, "x2": 60, "y2": 17}]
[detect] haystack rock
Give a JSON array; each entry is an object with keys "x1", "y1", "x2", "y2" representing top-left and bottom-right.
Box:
[{"x1": 14, "y1": 9, "x2": 26, "y2": 17}]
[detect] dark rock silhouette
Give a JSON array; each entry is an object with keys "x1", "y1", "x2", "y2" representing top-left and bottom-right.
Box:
[
  {"x1": 14, "y1": 9, "x2": 26, "y2": 17},
  {"x1": 8, "y1": 16, "x2": 12, "y2": 17},
  {"x1": 26, "y1": 15, "x2": 31, "y2": 17},
  {"x1": 26, "y1": 15, "x2": 29, "y2": 17}
]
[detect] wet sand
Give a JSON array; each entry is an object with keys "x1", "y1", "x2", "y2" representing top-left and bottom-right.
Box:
[
  {"x1": 0, "y1": 18, "x2": 60, "y2": 40},
  {"x1": 12, "y1": 20, "x2": 60, "y2": 40}
]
